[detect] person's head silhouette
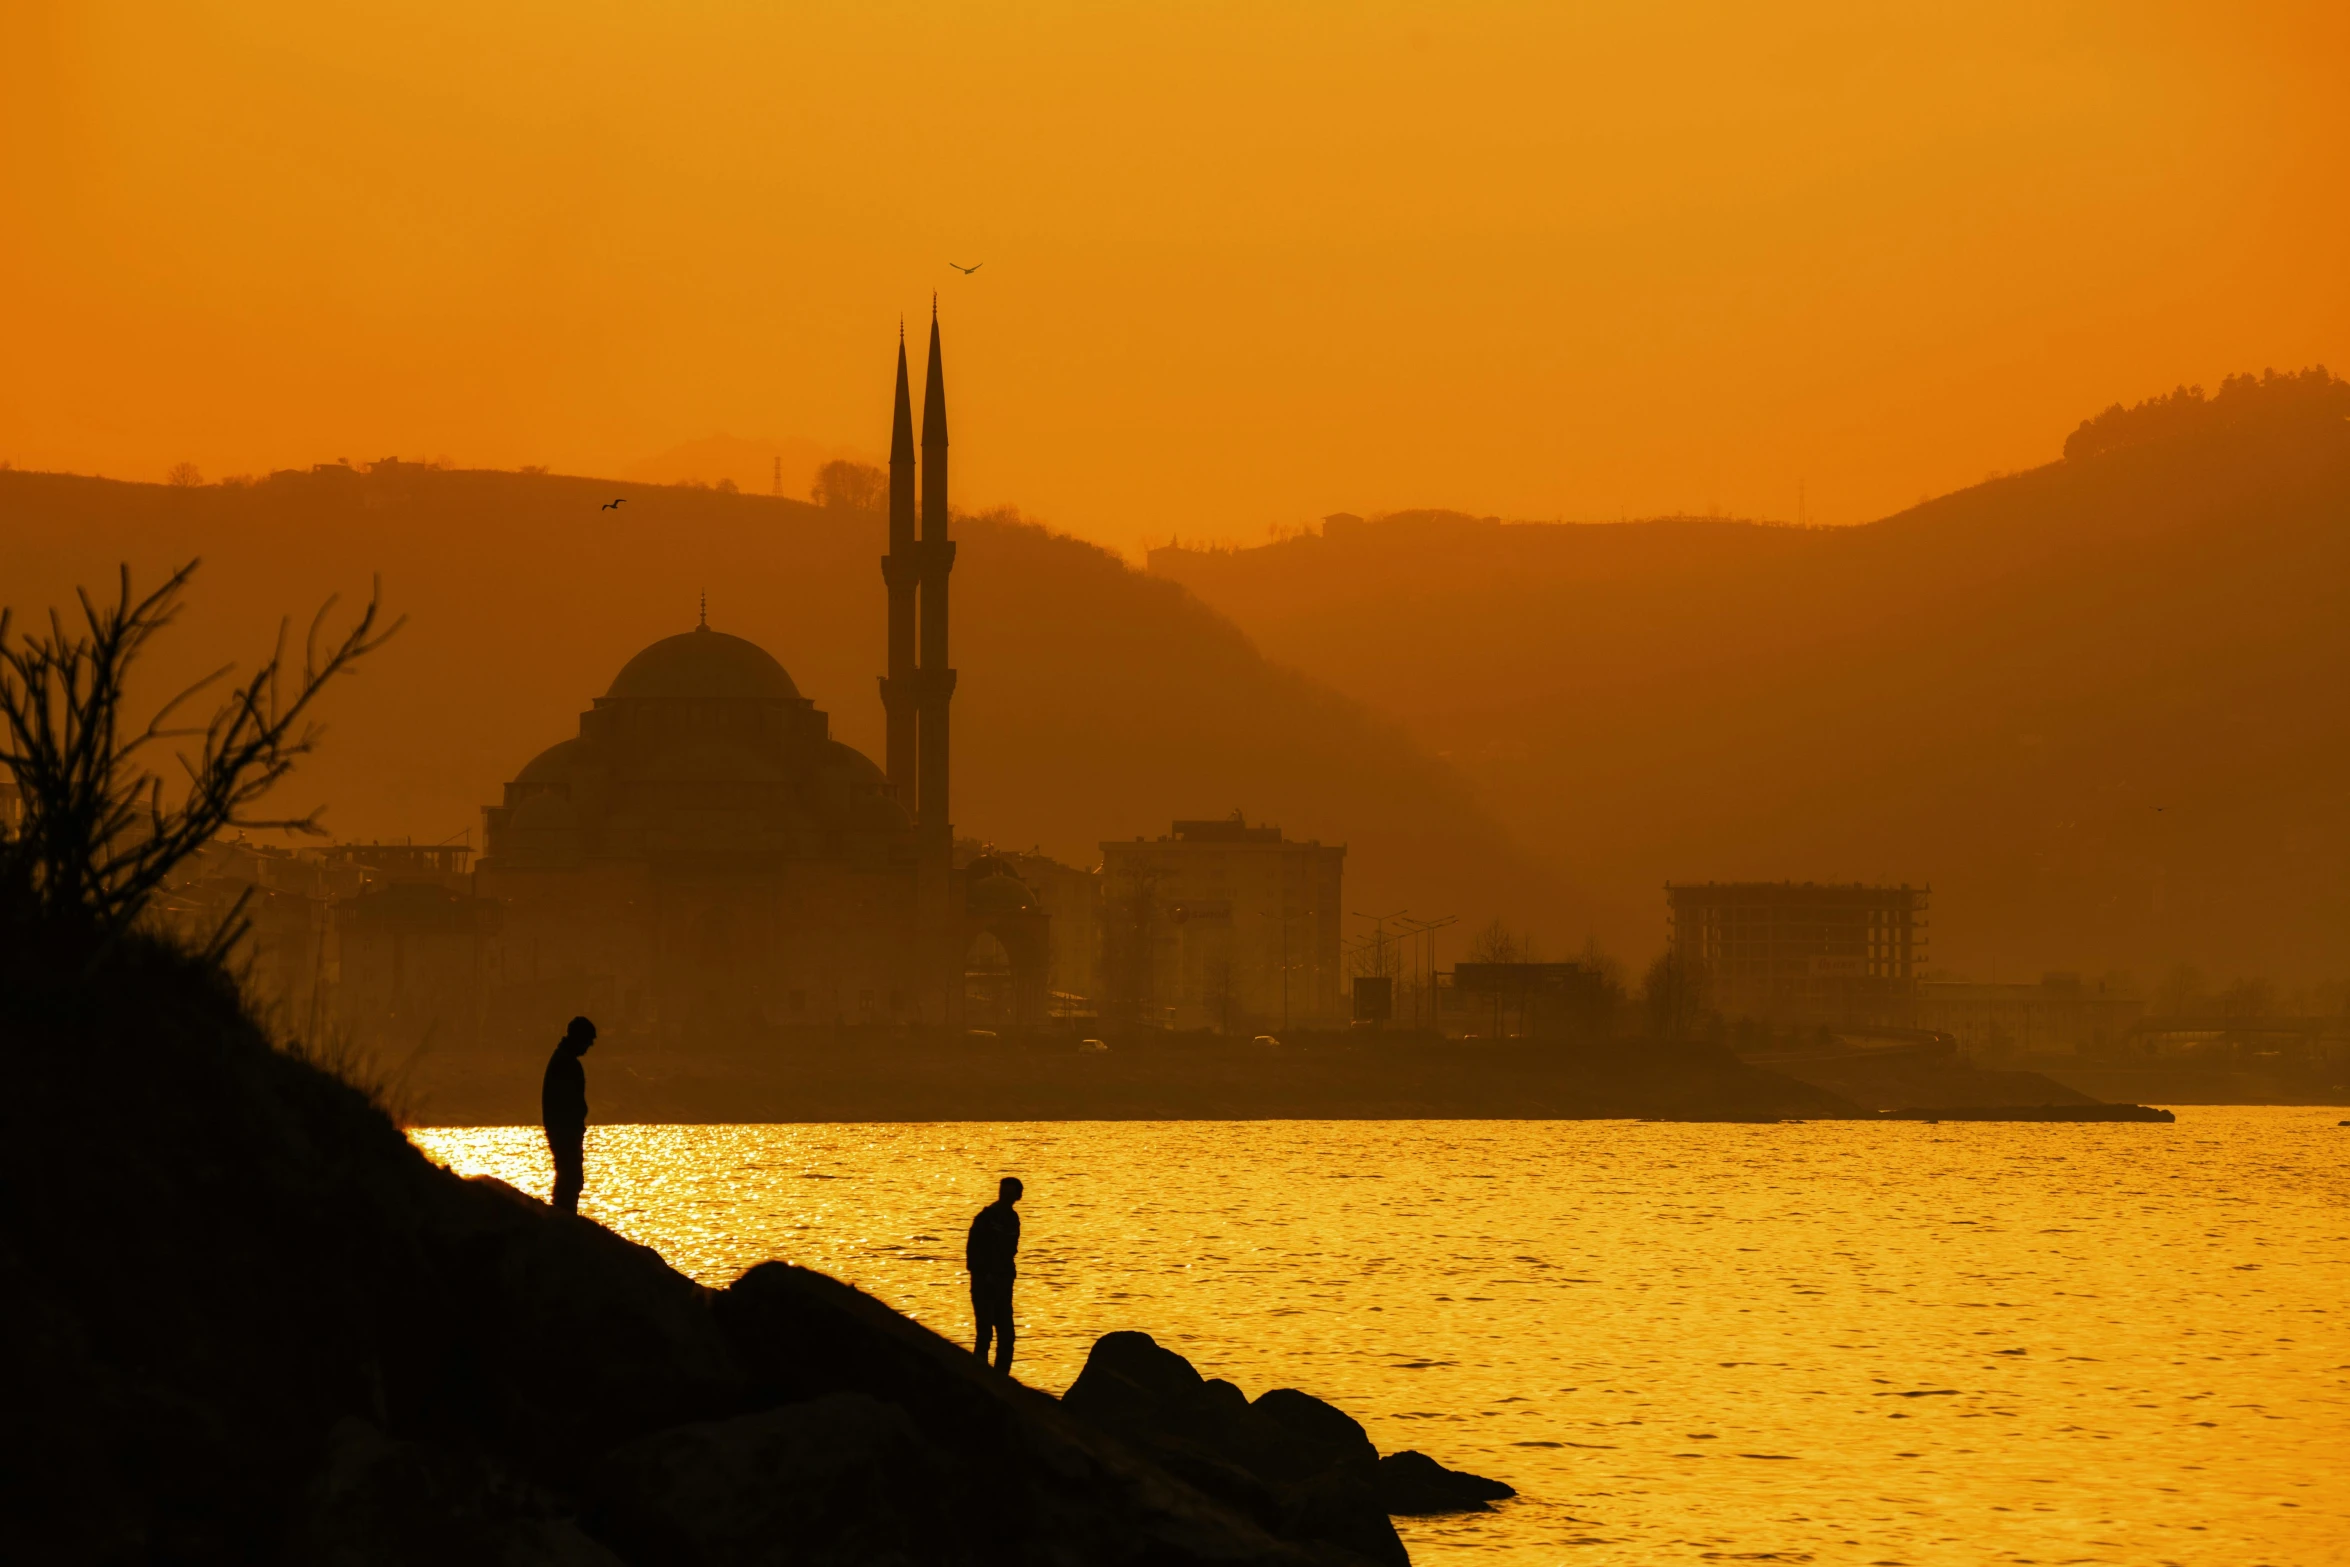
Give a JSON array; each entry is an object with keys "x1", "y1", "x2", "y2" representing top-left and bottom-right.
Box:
[
  {"x1": 564, "y1": 1016, "x2": 599, "y2": 1055},
  {"x1": 999, "y1": 1175, "x2": 1023, "y2": 1205}
]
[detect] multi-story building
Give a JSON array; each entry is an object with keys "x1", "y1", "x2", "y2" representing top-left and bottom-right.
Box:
[
  {"x1": 1667, "y1": 880, "x2": 1927, "y2": 1028},
  {"x1": 1099, "y1": 816, "x2": 1344, "y2": 1032}
]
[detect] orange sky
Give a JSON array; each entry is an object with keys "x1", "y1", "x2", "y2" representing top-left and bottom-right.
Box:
[{"x1": 4, "y1": 1, "x2": 2345, "y2": 554}]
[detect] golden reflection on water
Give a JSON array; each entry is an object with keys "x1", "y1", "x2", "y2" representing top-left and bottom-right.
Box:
[{"x1": 412, "y1": 1109, "x2": 2350, "y2": 1565}]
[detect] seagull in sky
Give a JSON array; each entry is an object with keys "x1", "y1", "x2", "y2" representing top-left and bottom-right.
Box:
[
  {"x1": 602, "y1": 497, "x2": 626, "y2": 510},
  {"x1": 949, "y1": 261, "x2": 983, "y2": 274}
]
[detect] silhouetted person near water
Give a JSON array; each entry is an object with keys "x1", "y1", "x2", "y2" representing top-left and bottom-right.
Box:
[
  {"x1": 967, "y1": 1175, "x2": 1023, "y2": 1373},
  {"x1": 542, "y1": 1016, "x2": 596, "y2": 1213}
]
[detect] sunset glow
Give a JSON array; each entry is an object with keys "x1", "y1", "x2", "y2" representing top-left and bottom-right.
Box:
[{"x1": 8, "y1": 1, "x2": 2346, "y2": 547}]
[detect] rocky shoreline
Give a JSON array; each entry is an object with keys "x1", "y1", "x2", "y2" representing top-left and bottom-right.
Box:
[
  {"x1": 4, "y1": 920, "x2": 2175, "y2": 1562},
  {"x1": 4, "y1": 927, "x2": 1507, "y2": 1564}
]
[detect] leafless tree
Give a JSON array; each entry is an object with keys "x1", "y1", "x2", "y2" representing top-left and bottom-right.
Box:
[
  {"x1": 2219, "y1": 976, "x2": 2275, "y2": 1020},
  {"x1": 0, "y1": 561, "x2": 400, "y2": 960},
  {"x1": 1579, "y1": 934, "x2": 1626, "y2": 996},
  {"x1": 166, "y1": 461, "x2": 204, "y2": 488},
  {"x1": 1467, "y1": 917, "x2": 1526, "y2": 965}
]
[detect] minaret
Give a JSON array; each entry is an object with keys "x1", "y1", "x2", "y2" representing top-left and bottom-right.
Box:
[
  {"x1": 879, "y1": 328, "x2": 918, "y2": 801},
  {"x1": 917, "y1": 301, "x2": 960, "y2": 1029},
  {"x1": 917, "y1": 300, "x2": 957, "y2": 873}
]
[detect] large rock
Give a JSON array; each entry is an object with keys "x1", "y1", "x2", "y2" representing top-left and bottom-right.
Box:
[
  {"x1": 1063, "y1": 1332, "x2": 1408, "y2": 1567},
  {"x1": 1, "y1": 919, "x2": 1357, "y2": 1566},
  {"x1": 710, "y1": 1263, "x2": 1349, "y2": 1565},
  {"x1": 401, "y1": 1172, "x2": 752, "y2": 1469},
  {"x1": 597, "y1": 1392, "x2": 950, "y2": 1566},
  {"x1": 1374, "y1": 1450, "x2": 1516, "y2": 1516},
  {"x1": 288, "y1": 1417, "x2": 624, "y2": 1566}
]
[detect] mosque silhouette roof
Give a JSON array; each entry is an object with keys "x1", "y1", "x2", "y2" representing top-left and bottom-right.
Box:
[
  {"x1": 604, "y1": 623, "x2": 802, "y2": 703},
  {"x1": 515, "y1": 735, "x2": 588, "y2": 783}
]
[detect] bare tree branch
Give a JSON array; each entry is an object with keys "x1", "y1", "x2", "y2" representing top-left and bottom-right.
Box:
[{"x1": 0, "y1": 560, "x2": 402, "y2": 956}]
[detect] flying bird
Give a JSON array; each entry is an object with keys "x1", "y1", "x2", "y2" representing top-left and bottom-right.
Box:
[
  {"x1": 949, "y1": 261, "x2": 983, "y2": 274},
  {"x1": 602, "y1": 498, "x2": 626, "y2": 510}
]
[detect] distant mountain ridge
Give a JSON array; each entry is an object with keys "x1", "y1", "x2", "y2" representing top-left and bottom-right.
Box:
[
  {"x1": 5, "y1": 371, "x2": 2341, "y2": 984},
  {"x1": 1151, "y1": 373, "x2": 2350, "y2": 983},
  {"x1": 0, "y1": 465, "x2": 1561, "y2": 941}
]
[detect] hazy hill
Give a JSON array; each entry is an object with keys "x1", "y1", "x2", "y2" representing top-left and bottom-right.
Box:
[
  {"x1": 1151, "y1": 373, "x2": 2350, "y2": 983},
  {"x1": 0, "y1": 464, "x2": 1558, "y2": 934}
]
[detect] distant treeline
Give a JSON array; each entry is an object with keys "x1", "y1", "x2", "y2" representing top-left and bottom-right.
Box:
[{"x1": 2064, "y1": 365, "x2": 2348, "y2": 462}]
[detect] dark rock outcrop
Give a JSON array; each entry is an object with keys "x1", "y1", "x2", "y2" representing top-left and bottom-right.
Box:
[
  {"x1": 0, "y1": 921, "x2": 1375, "y2": 1565},
  {"x1": 1374, "y1": 1450, "x2": 1516, "y2": 1515},
  {"x1": 598, "y1": 1392, "x2": 953, "y2": 1565},
  {"x1": 698, "y1": 1264, "x2": 1376, "y2": 1565},
  {"x1": 291, "y1": 1418, "x2": 626, "y2": 1566},
  {"x1": 1063, "y1": 1330, "x2": 1419, "y2": 1566}
]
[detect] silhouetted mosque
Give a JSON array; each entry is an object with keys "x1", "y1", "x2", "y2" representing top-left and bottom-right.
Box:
[{"x1": 476, "y1": 314, "x2": 1047, "y2": 1035}]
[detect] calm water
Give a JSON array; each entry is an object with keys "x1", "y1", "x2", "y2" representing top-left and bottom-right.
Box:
[{"x1": 413, "y1": 1109, "x2": 2350, "y2": 1566}]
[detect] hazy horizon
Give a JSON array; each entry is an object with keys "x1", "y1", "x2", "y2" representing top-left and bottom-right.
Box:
[{"x1": 8, "y1": 2, "x2": 2348, "y2": 556}]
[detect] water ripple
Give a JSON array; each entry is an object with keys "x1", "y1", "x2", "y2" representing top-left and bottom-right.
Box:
[{"x1": 414, "y1": 1107, "x2": 2350, "y2": 1564}]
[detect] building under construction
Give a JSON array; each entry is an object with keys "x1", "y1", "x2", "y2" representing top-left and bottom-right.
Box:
[{"x1": 1666, "y1": 881, "x2": 1927, "y2": 1027}]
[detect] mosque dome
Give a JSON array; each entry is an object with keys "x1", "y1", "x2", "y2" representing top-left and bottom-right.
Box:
[
  {"x1": 605, "y1": 625, "x2": 801, "y2": 702},
  {"x1": 516, "y1": 736, "x2": 588, "y2": 784},
  {"x1": 820, "y1": 740, "x2": 888, "y2": 789}
]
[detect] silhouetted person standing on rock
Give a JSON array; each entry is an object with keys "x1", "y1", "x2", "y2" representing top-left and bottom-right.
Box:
[
  {"x1": 542, "y1": 1016, "x2": 596, "y2": 1213},
  {"x1": 967, "y1": 1175, "x2": 1023, "y2": 1373}
]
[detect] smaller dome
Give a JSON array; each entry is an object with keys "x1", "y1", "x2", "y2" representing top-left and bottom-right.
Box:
[
  {"x1": 821, "y1": 740, "x2": 887, "y2": 789},
  {"x1": 517, "y1": 736, "x2": 588, "y2": 784},
  {"x1": 606, "y1": 625, "x2": 801, "y2": 702}
]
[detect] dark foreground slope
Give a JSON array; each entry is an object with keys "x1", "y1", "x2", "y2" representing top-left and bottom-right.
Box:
[
  {"x1": 1152, "y1": 375, "x2": 2350, "y2": 980},
  {"x1": 0, "y1": 466, "x2": 1560, "y2": 930},
  {"x1": 0, "y1": 922, "x2": 1387, "y2": 1565}
]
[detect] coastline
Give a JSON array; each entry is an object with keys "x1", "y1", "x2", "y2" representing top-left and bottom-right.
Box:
[
  {"x1": 401, "y1": 1030, "x2": 1860, "y2": 1126},
  {"x1": 392, "y1": 1029, "x2": 2178, "y2": 1128}
]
